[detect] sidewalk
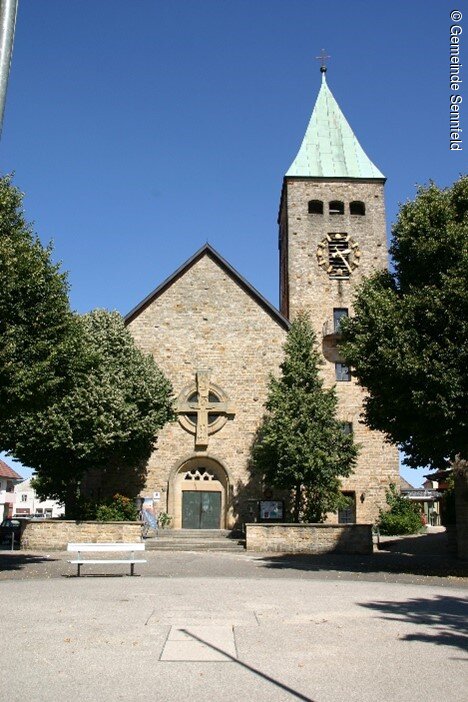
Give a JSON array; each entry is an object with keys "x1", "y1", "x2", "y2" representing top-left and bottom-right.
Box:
[
  {"x1": 1, "y1": 569, "x2": 466, "y2": 701},
  {"x1": 1, "y1": 532, "x2": 467, "y2": 701},
  {"x1": 1, "y1": 529, "x2": 467, "y2": 585}
]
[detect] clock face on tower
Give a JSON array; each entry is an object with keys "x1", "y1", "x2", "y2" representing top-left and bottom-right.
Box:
[{"x1": 316, "y1": 233, "x2": 361, "y2": 279}]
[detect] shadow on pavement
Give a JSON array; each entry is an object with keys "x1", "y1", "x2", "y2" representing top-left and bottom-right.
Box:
[
  {"x1": 378, "y1": 531, "x2": 451, "y2": 555},
  {"x1": 359, "y1": 594, "x2": 468, "y2": 654},
  {"x1": 254, "y1": 552, "x2": 468, "y2": 579},
  {"x1": 254, "y1": 530, "x2": 468, "y2": 579},
  {"x1": 0, "y1": 553, "x2": 59, "y2": 572}
]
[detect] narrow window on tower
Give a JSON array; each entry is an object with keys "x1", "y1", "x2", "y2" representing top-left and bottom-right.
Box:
[
  {"x1": 329, "y1": 200, "x2": 344, "y2": 215},
  {"x1": 333, "y1": 308, "x2": 349, "y2": 333},
  {"x1": 308, "y1": 200, "x2": 323, "y2": 214},
  {"x1": 335, "y1": 363, "x2": 351, "y2": 382},
  {"x1": 350, "y1": 201, "x2": 366, "y2": 216},
  {"x1": 338, "y1": 492, "x2": 356, "y2": 523}
]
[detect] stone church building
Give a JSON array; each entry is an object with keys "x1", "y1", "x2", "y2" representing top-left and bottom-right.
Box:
[{"x1": 126, "y1": 69, "x2": 398, "y2": 530}]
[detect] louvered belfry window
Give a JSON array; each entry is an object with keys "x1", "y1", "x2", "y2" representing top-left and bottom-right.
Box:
[{"x1": 328, "y1": 233, "x2": 351, "y2": 279}]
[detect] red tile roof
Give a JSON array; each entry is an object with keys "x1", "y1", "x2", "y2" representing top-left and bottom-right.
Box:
[{"x1": 0, "y1": 458, "x2": 23, "y2": 481}]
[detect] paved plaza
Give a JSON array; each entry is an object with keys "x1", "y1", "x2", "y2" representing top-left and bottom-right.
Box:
[{"x1": 1, "y1": 542, "x2": 467, "y2": 702}]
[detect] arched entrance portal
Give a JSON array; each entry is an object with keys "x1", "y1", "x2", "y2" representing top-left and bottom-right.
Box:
[{"x1": 170, "y1": 457, "x2": 229, "y2": 529}]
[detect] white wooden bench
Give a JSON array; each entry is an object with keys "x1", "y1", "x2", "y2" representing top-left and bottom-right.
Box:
[{"x1": 67, "y1": 542, "x2": 147, "y2": 577}]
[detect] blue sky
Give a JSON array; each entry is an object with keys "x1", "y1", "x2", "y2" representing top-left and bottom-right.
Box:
[{"x1": 1, "y1": 1, "x2": 465, "y2": 485}]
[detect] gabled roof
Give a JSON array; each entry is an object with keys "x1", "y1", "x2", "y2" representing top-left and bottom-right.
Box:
[
  {"x1": 399, "y1": 476, "x2": 415, "y2": 491},
  {"x1": 15, "y1": 477, "x2": 33, "y2": 490},
  {"x1": 0, "y1": 458, "x2": 23, "y2": 481},
  {"x1": 286, "y1": 72, "x2": 385, "y2": 180},
  {"x1": 125, "y1": 243, "x2": 290, "y2": 330}
]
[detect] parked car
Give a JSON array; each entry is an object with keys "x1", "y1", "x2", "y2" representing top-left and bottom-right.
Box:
[{"x1": 0, "y1": 518, "x2": 22, "y2": 545}]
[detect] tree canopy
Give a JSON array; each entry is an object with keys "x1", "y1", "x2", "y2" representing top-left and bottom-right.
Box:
[
  {"x1": 0, "y1": 175, "x2": 76, "y2": 439},
  {"x1": 0, "y1": 176, "x2": 174, "y2": 514},
  {"x1": 14, "y1": 310, "x2": 175, "y2": 512},
  {"x1": 252, "y1": 313, "x2": 358, "y2": 522},
  {"x1": 340, "y1": 176, "x2": 468, "y2": 470}
]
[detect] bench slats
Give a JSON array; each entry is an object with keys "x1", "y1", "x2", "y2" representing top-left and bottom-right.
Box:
[
  {"x1": 68, "y1": 559, "x2": 147, "y2": 565},
  {"x1": 67, "y1": 543, "x2": 145, "y2": 552}
]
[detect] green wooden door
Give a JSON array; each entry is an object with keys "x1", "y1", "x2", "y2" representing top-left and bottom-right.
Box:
[{"x1": 182, "y1": 491, "x2": 221, "y2": 529}]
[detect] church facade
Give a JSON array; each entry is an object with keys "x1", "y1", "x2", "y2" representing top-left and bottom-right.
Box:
[{"x1": 126, "y1": 70, "x2": 399, "y2": 529}]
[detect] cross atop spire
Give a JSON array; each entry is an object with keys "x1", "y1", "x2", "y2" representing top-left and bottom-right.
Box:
[{"x1": 315, "y1": 49, "x2": 330, "y2": 75}]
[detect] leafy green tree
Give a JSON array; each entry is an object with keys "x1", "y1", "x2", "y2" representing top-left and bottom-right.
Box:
[
  {"x1": 252, "y1": 313, "x2": 358, "y2": 522},
  {"x1": 11, "y1": 310, "x2": 175, "y2": 516},
  {"x1": 0, "y1": 175, "x2": 76, "y2": 441},
  {"x1": 340, "y1": 176, "x2": 468, "y2": 470},
  {"x1": 0, "y1": 177, "x2": 174, "y2": 517}
]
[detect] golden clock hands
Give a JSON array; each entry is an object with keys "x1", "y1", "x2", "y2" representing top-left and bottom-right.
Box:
[{"x1": 334, "y1": 250, "x2": 352, "y2": 271}]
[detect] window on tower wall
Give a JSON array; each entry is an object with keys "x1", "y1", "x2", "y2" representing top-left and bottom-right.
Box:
[
  {"x1": 350, "y1": 201, "x2": 366, "y2": 216},
  {"x1": 333, "y1": 308, "x2": 348, "y2": 332},
  {"x1": 308, "y1": 200, "x2": 323, "y2": 214},
  {"x1": 338, "y1": 492, "x2": 356, "y2": 523},
  {"x1": 335, "y1": 363, "x2": 351, "y2": 382},
  {"x1": 329, "y1": 200, "x2": 344, "y2": 215}
]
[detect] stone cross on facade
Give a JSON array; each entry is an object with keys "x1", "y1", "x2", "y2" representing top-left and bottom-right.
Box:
[{"x1": 177, "y1": 370, "x2": 234, "y2": 448}]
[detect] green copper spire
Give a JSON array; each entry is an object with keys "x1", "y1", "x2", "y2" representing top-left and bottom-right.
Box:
[{"x1": 286, "y1": 71, "x2": 384, "y2": 179}]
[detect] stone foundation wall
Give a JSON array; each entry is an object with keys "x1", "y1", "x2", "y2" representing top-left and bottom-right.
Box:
[
  {"x1": 245, "y1": 523, "x2": 373, "y2": 554},
  {"x1": 20, "y1": 520, "x2": 143, "y2": 551}
]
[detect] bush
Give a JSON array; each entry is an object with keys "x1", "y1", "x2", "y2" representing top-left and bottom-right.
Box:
[
  {"x1": 70, "y1": 493, "x2": 139, "y2": 521},
  {"x1": 378, "y1": 483, "x2": 423, "y2": 535},
  {"x1": 94, "y1": 494, "x2": 138, "y2": 521},
  {"x1": 157, "y1": 512, "x2": 172, "y2": 529}
]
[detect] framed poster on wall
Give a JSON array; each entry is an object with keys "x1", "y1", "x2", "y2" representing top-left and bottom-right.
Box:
[{"x1": 259, "y1": 500, "x2": 284, "y2": 521}]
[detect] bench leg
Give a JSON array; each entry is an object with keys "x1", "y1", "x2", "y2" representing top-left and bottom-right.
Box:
[
  {"x1": 77, "y1": 563, "x2": 81, "y2": 577},
  {"x1": 130, "y1": 563, "x2": 135, "y2": 576}
]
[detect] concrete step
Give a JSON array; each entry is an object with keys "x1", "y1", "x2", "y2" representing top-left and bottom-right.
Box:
[
  {"x1": 144, "y1": 529, "x2": 245, "y2": 552},
  {"x1": 153, "y1": 529, "x2": 234, "y2": 539},
  {"x1": 145, "y1": 541, "x2": 245, "y2": 552}
]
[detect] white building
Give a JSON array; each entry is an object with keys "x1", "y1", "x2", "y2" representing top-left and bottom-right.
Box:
[
  {"x1": 13, "y1": 478, "x2": 65, "y2": 519},
  {"x1": 0, "y1": 459, "x2": 23, "y2": 520}
]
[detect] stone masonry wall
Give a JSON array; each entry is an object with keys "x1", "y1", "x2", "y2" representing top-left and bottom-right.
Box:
[
  {"x1": 279, "y1": 179, "x2": 399, "y2": 523},
  {"x1": 127, "y1": 253, "x2": 288, "y2": 528},
  {"x1": 21, "y1": 520, "x2": 143, "y2": 550},
  {"x1": 246, "y1": 523, "x2": 373, "y2": 554}
]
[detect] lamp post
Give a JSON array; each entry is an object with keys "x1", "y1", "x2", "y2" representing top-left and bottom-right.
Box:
[{"x1": 0, "y1": 0, "x2": 18, "y2": 140}]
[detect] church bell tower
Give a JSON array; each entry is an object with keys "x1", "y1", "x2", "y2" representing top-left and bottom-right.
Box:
[{"x1": 278, "y1": 65, "x2": 398, "y2": 522}]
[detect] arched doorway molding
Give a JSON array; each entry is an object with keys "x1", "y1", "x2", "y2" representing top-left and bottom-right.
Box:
[{"x1": 168, "y1": 454, "x2": 231, "y2": 529}]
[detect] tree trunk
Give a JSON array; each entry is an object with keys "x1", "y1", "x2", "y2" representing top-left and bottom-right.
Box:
[
  {"x1": 453, "y1": 456, "x2": 468, "y2": 560},
  {"x1": 293, "y1": 483, "x2": 302, "y2": 523},
  {"x1": 64, "y1": 479, "x2": 80, "y2": 519}
]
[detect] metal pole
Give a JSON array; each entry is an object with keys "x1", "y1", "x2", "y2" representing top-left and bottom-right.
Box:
[{"x1": 0, "y1": 0, "x2": 18, "y2": 140}]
